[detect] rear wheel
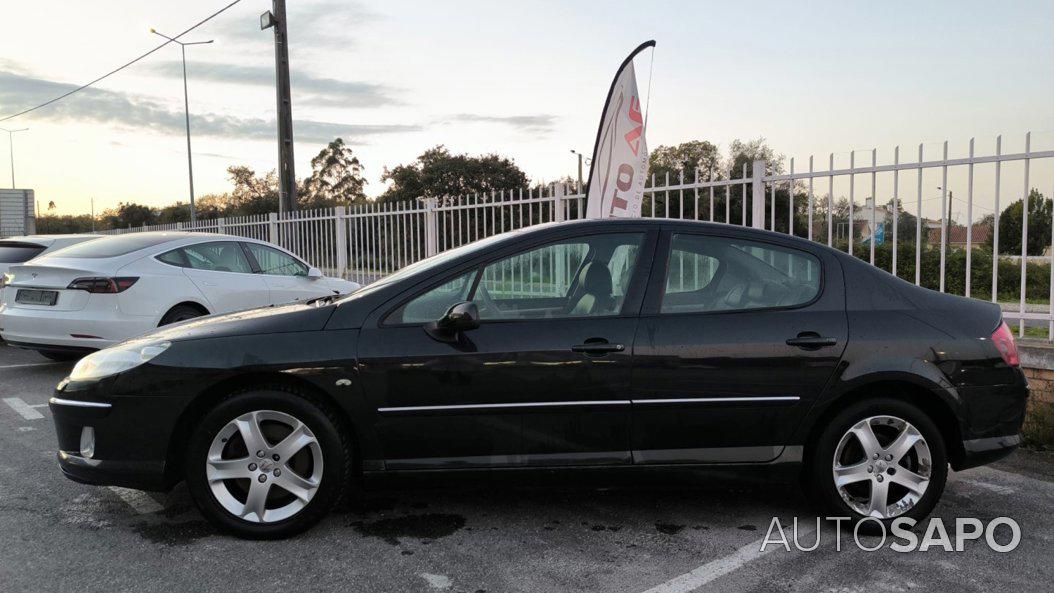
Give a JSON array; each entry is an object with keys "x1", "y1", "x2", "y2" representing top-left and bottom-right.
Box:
[
  {"x1": 38, "y1": 350, "x2": 82, "y2": 362},
  {"x1": 159, "y1": 304, "x2": 205, "y2": 326},
  {"x1": 184, "y1": 387, "x2": 351, "y2": 539},
  {"x1": 808, "y1": 397, "x2": 947, "y2": 529}
]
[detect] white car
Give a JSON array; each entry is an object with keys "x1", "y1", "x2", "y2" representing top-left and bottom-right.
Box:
[
  {"x1": 0, "y1": 232, "x2": 359, "y2": 360},
  {"x1": 0, "y1": 234, "x2": 102, "y2": 279}
]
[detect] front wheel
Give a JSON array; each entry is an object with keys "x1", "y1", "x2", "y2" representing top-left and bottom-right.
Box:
[
  {"x1": 184, "y1": 387, "x2": 351, "y2": 539},
  {"x1": 808, "y1": 397, "x2": 948, "y2": 529}
]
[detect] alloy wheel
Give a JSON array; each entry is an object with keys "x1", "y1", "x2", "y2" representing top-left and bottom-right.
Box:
[
  {"x1": 832, "y1": 415, "x2": 932, "y2": 519},
  {"x1": 205, "y1": 410, "x2": 324, "y2": 523}
]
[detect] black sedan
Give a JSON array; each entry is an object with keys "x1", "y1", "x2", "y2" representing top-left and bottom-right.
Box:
[{"x1": 49, "y1": 219, "x2": 1028, "y2": 538}]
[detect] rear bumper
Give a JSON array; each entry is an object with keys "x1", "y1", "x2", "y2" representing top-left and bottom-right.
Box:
[
  {"x1": 49, "y1": 384, "x2": 192, "y2": 492},
  {"x1": 957, "y1": 434, "x2": 1022, "y2": 470},
  {"x1": 952, "y1": 371, "x2": 1029, "y2": 470},
  {"x1": 0, "y1": 301, "x2": 155, "y2": 350}
]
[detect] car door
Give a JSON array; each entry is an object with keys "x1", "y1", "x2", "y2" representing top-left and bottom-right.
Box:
[
  {"x1": 356, "y1": 228, "x2": 656, "y2": 470},
  {"x1": 241, "y1": 242, "x2": 329, "y2": 304},
  {"x1": 177, "y1": 241, "x2": 271, "y2": 313},
  {"x1": 630, "y1": 229, "x2": 847, "y2": 464}
]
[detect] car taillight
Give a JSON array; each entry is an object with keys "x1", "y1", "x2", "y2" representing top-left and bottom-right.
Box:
[
  {"x1": 991, "y1": 321, "x2": 1019, "y2": 367},
  {"x1": 66, "y1": 277, "x2": 139, "y2": 294}
]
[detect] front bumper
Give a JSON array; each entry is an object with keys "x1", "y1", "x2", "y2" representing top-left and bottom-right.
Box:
[{"x1": 50, "y1": 380, "x2": 193, "y2": 492}]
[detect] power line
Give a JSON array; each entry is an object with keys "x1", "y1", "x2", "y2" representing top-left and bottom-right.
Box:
[{"x1": 0, "y1": 0, "x2": 242, "y2": 123}]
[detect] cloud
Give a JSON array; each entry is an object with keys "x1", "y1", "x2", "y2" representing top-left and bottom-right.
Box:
[
  {"x1": 446, "y1": 113, "x2": 558, "y2": 133},
  {"x1": 0, "y1": 70, "x2": 420, "y2": 143},
  {"x1": 211, "y1": 0, "x2": 379, "y2": 51},
  {"x1": 142, "y1": 60, "x2": 400, "y2": 108}
]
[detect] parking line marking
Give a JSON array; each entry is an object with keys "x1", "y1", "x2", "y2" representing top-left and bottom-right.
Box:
[
  {"x1": 639, "y1": 523, "x2": 816, "y2": 593},
  {"x1": 0, "y1": 362, "x2": 61, "y2": 370},
  {"x1": 109, "y1": 487, "x2": 164, "y2": 514},
  {"x1": 3, "y1": 397, "x2": 45, "y2": 420}
]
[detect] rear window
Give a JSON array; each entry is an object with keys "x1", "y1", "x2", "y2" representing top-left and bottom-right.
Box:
[
  {"x1": 0, "y1": 242, "x2": 46, "y2": 263},
  {"x1": 47, "y1": 235, "x2": 176, "y2": 259}
]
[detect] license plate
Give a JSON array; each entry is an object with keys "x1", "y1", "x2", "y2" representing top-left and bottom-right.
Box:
[{"x1": 15, "y1": 289, "x2": 58, "y2": 306}]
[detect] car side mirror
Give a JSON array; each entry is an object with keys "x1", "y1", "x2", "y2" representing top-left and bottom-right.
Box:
[
  {"x1": 425, "y1": 301, "x2": 479, "y2": 342},
  {"x1": 307, "y1": 267, "x2": 323, "y2": 280}
]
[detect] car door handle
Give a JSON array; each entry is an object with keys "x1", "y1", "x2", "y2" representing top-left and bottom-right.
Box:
[
  {"x1": 786, "y1": 333, "x2": 837, "y2": 349},
  {"x1": 571, "y1": 342, "x2": 625, "y2": 354}
]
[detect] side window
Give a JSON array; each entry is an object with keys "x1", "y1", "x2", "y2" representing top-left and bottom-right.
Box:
[
  {"x1": 182, "y1": 241, "x2": 254, "y2": 274},
  {"x1": 244, "y1": 243, "x2": 309, "y2": 277},
  {"x1": 387, "y1": 270, "x2": 477, "y2": 324},
  {"x1": 156, "y1": 248, "x2": 187, "y2": 267},
  {"x1": 660, "y1": 234, "x2": 820, "y2": 314},
  {"x1": 474, "y1": 232, "x2": 644, "y2": 320}
]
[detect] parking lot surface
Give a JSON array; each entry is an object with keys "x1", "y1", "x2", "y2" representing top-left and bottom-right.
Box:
[{"x1": 1, "y1": 341, "x2": 1052, "y2": 593}]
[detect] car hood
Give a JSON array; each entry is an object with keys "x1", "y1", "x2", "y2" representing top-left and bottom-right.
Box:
[{"x1": 141, "y1": 300, "x2": 339, "y2": 343}]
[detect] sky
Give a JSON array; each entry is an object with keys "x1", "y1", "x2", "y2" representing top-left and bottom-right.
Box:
[{"x1": 1, "y1": 0, "x2": 1052, "y2": 220}]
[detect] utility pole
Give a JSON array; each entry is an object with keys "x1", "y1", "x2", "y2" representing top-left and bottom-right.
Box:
[
  {"x1": 91, "y1": 197, "x2": 96, "y2": 232},
  {"x1": 261, "y1": 0, "x2": 297, "y2": 213},
  {"x1": 944, "y1": 189, "x2": 953, "y2": 255},
  {"x1": 1, "y1": 127, "x2": 28, "y2": 189},
  {"x1": 570, "y1": 149, "x2": 590, "y2": 194}
]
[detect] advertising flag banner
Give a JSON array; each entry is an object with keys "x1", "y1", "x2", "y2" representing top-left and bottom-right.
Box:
[{"x1": 585, "y1": 40, "x2": 655, "y2": 219}]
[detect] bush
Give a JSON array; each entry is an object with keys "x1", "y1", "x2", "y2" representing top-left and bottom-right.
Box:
[
  {"x1": 835, "y1": 241, "x2": 1050, "y2": 303},
  {"x1": 1024, "y1": 402, "x2": 1054, "y2": 450}
]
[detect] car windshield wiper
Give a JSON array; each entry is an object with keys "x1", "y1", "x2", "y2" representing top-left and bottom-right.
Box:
[{"x1": 305, "y1": 292, "x2": 344, "y2": 306}]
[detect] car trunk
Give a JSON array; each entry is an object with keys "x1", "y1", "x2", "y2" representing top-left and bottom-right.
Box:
[{"x1": 2, "y1": 260, "x2": 119, "y2": 313}]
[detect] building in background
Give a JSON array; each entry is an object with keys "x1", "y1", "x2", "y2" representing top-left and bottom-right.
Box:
[{"x1": 0, "y1": 189, "x2": 36, "y2": 238}]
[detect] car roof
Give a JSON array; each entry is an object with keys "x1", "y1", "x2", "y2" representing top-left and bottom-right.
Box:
[
  {"x1": 514, "y1": 218, "x2": 839, "y2": 252},
  {"x1": 1, "y1": 234, "x2": 99, "y2": 245}
]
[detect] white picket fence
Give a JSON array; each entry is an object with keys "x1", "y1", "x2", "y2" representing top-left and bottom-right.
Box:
[{"x1": 98, "y1": 132, "x2": 1054, "y2": 338}]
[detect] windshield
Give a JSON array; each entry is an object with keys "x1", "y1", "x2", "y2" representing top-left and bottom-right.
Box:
[
  {"x1": 45, "y1": 234, "x2": 176, "y2": 259},
  {"x1": 339, "y1": 230, "x2": 524, "y2": 302}
]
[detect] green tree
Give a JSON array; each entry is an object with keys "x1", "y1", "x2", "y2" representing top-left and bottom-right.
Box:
[
  {"x1": 100, "y1": 202, "x2": 157, "y2": 229},
  {"x1": 194, "y1": 166, "x2": 280, "y2": 216},
  {"x1": 379, "y1": 145, "x2": 529, "y2": 203},
  {"x1": 35, "y1": 214, "x2": 95, "y2": 233},
  {"x1": 301, "y1": 138, "x2": 367, "y2": 208},
  {"x1": 648, "y1": 141, "x2": 721, "y2": 182},
  {"x1": 992, "y1": 189, "x2": 1051, "y2": 254}
]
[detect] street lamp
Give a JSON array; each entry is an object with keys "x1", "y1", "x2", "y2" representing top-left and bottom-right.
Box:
[
  {"x1": 0, "y1": 127, "x2": 28, "y2": 189},
  {"x1": 570, "y1": 149, "x2": 591, "y2": 194},
  {"x1": 150, "y1": 28, "x2": 213, "y2": 225}
]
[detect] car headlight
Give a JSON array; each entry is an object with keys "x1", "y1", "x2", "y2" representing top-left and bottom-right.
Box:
[{"x1": 69, "y1": 341, "x2": 171, "y2": 382}]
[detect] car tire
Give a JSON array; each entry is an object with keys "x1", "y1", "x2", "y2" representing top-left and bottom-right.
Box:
[
  {"x1": 38, "y1": 350, "x2": 83, "y2": 362},
  {"x1": 808, "y1": 397, "x2": 948, "y2": 531},
  {"x1": 159, "y1": 304, "x2": 206, "y2": 326},
  {"x1": 184, "y1": 386, "x2": 352, "y2": 539}
]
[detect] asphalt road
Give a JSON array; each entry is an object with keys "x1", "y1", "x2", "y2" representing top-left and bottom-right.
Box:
[{"x1": 1, "y1": 341, "x2": 1052, "y2": 593}]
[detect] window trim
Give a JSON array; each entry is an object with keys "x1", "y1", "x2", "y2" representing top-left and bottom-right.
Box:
[
  {"x1": 378, "y1": 228, "x2": 657, "y2": 328},
  {"x1": 646, "y1": 230, "x2": 825, "y2": 317}
]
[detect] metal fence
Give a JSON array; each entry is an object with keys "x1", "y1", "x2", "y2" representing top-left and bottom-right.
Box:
[{"x1": 99, "y1": 132, "x2": 1054, "y2": 339}]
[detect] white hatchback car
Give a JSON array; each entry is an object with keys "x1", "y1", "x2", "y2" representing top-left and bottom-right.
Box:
[
  {"x1": 0, "y1": 232, "x2": 359, "y2": 360},
  {"x1": 0, "y1": 234, "x2": 102, "y2": 279}
]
